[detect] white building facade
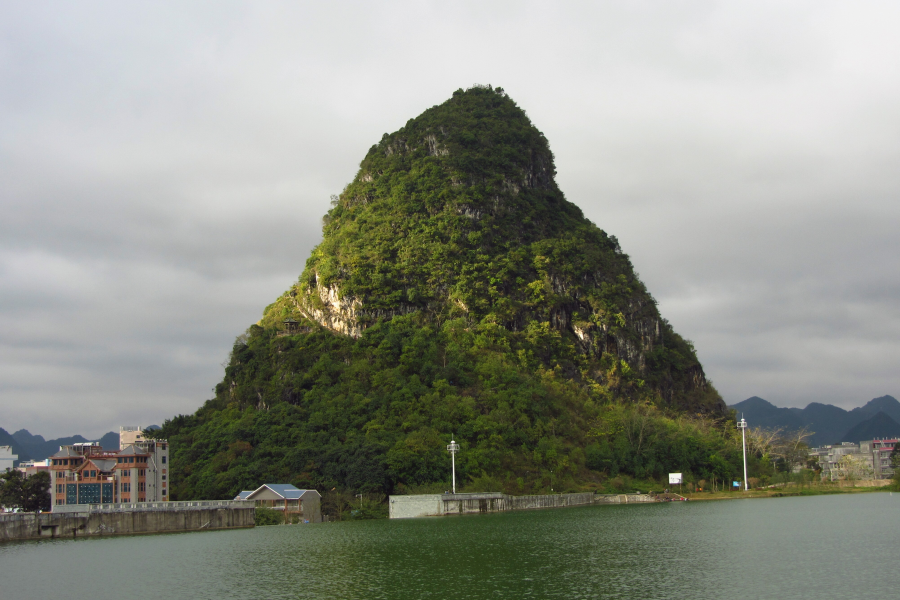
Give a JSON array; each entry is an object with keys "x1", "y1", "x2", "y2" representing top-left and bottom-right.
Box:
[{"x1": 0, "y1": 445, "x2": 18, "y2": 472}]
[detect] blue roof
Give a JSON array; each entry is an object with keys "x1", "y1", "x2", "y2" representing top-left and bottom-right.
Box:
[
  {"x1": 236, "y1": 491, "x2": 252, "y2": 500},
  {"x1": 243, "y1": 483, "x2": 321, "y2": 500},
  {"x1": 259, "y1": 484, "x2": 305, "y2": 499}
]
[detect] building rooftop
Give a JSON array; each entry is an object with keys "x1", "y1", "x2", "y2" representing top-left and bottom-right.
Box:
[{"x1": 245, "y1": 484, "x2": 321, "y2": 500}]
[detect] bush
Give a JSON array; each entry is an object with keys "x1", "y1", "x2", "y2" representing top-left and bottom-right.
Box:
[{"x1": 254, "y1": 507, "x2": 284, "y2": 526}]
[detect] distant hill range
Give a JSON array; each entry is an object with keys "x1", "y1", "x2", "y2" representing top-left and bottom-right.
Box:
[
  {"x1": 0, "y1": 427, "x2": 158, "y2": 465},
  {"x1": 729, "y1": 395, "x2": 900, "y2": 446}
]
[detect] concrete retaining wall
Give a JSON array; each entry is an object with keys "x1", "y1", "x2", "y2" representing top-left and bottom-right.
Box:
[
  {"x1": 389, "y1": 492, "x2": 656, "y2": 518},
  {"x1": 389, "y1": 494, "x2": 444, "y2": 519},
  {"x1": 0, "y1": 506, "x2": 255, "y2": 542}
]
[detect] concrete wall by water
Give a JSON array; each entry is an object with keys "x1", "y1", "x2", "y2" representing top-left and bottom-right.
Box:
[
  {"x1": 0, "y1": 506, "x2": 254, "y2": 542},
  {"x1": 389, "y1": 492, "x2": 656, "y2": 518},
  {"x1": 389, "y1": 494, "x2": 444, "y2": 519}
]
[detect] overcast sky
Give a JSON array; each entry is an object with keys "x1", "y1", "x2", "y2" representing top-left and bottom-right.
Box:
[{"x1": 2, "y1": 1, "x2": 899, "y2": 438}]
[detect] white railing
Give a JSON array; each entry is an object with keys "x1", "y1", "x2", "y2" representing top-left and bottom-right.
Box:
[{"x1": 53, "y1": 500, "x2": 255, "y2": 514}]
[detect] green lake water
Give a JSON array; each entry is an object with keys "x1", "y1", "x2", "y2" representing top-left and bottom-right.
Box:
[{"x1": 2, "y1": 493, "x2": 897, "y2": 599}]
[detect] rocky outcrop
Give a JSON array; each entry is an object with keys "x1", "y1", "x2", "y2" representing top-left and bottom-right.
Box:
[{"x1": 295, "y1": 277, "x2": 364, "y2": 338}]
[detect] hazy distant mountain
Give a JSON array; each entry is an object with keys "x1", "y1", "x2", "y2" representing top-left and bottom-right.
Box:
[
  {"x1": 97, "y1": 431, "x2": 121, "y2": 449},
  {"x1": 8, "y1": 428, "x2": 120, "y2": 462},
  {"x1": 729, "y1": 395, "x2": 900, "y2": 446},
  {"x1": 792, "y1": 403, "x2": 856, "y2": 447},
  {"x1": 0, "y1": 427, "x2": 32, "y2": 464},
  {"x1": 841, "y1": 412, "x2": 900, "y2": 444},
  {"x1": 732, "y1": 397, "x2": 804, "y2": 430},
  {"x1": 850, "y1": 395, "x2": 900, "y2": 424}
]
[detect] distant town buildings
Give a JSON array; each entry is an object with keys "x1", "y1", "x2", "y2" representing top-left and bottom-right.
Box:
[
  {"x1": 48, "y1": 426, "x2": 169, "y2": 510},
  {"x1": 16, "y1": 458, "x2": 50, "y2": 477},
  {"x1": 0, "y1": 445, "x2": 17, "y2": 472},
  {"x1": 809, "y1": 438, "x2": 897, "y2": 480}
]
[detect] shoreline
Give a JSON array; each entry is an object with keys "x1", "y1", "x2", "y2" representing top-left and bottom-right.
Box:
[{"x1": 675, "y1": 483, "x2": 893, "y2": 502}]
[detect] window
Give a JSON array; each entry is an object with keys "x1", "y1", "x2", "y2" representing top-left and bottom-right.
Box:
[
  {"x1": 161, "y1": 489, "x2": 167, "y2": 495},
  {"x1": 162, "y1": 475, "x2": 166, "y2": 481},
  {"x1": 139, "y1": 469, "x2": 145, "y2": 477},
  {"x1": 139, "y1": 482, "x2": 145, "y2": 492},
  {"x1": 121, "y1": 482, "x2": 131, "y2": 493},
  {"x1": 162, "y1": 456, "x2": 167, "y2": 464}
]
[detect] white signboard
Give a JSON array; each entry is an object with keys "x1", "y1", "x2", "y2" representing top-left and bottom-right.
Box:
[{"x1": 668, "y1": 473, "x2": 683, "y2": 485}]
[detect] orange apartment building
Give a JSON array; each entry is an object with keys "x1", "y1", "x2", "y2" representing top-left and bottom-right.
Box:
[{"x1": 49, "y1": 431, "x2": 170, "y2": 510}]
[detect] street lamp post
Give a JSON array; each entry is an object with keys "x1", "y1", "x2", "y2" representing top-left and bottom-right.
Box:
[
  {"x1": 737, "y1": 416, "x2": 749, "y2": 491},
  {"x1": 447, "y1": 439, "x2": 460, "y2": 494}
]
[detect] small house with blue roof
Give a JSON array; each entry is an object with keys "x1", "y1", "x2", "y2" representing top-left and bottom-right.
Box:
[{"x1": 235, "y1": 484, "x2": 321, "y2": 523}]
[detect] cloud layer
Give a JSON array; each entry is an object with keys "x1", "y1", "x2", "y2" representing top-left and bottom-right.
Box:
[{"x1": 2, "y1": 1, "x2": 898, "y2": 437}]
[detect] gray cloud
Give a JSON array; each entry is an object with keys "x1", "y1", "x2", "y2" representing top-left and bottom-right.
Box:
[{"x1": 2, "y1": 1, "x2": 899, "y2": 437}]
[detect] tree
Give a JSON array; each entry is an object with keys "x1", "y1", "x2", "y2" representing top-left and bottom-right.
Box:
[
  {"x1": 746, "y1": 426, "x2": 783, "y2": 457},
  {"x1": 833, "y1": 455, "x2": 874, "y2": 483},
  {"x1": 23, "y1": 471, "x2": 51, "y2": 512},
  {"x1": 0, "y1": 469, "x2": 24, "y2": 510},
  {"x1": 777, "y1": 428, "x2": 814, "y2": 473},
  {"x1": 0, "y1": 469, "x2": 51, "y2": 512}
]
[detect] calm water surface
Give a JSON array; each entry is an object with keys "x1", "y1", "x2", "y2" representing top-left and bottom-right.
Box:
[{"x1": 2, "y1": 493, "x2": 897, "y2": 599}]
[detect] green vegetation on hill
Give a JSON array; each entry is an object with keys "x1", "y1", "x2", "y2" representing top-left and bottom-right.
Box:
[{"x1": 155, "y1": 86, "x2": 740, "y2": 501}]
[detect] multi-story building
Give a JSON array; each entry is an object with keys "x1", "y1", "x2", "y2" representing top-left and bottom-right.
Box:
[
  {"x1": 811, "y1": 439, "x2": 896, "y2": 480},
  {"x1": 0, "y1": 445, "x2": 17, "y2": 472},
  {"x1": 49, "y1": 429, "x2": 170, "y2": 510},
  {"x1": 859, "y1": 438, "x2": 897, "y2": 479},
  {"x1": 119, "y1": 425, "x2": 149, "y2": 447}
]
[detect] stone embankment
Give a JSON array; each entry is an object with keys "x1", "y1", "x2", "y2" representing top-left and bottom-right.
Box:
[
  {"x1": 0, "y1": 500, "x2": 255, "y2": 542},
  {"x1": 389, "y1": 492, "x2": 656, "y2": 519}
]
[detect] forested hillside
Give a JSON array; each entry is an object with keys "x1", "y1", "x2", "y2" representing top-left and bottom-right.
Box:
[{"x1": 154, "y1": 86, "x2": 744, "y2": 500}]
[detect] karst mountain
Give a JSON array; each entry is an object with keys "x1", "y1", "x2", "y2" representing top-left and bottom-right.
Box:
[{"x1": 157, "y1": 86, "x2": 730, "y2": 500}]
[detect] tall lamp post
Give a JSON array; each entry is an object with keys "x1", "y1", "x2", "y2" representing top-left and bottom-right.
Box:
[
  {"x1": 447, "y1": 438, "x2": 460, "y2": 494},
  {"x1": 737, "y1": 416, "x2": 749, "y2": 491}
]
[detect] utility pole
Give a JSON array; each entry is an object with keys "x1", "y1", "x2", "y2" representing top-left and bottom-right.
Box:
[
  {"x1": 447, "y1": 438, "x2": 460, "y2": 494},
  {"x1": 738, "y1": 416, "x2": 749, "y2": 491}
]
